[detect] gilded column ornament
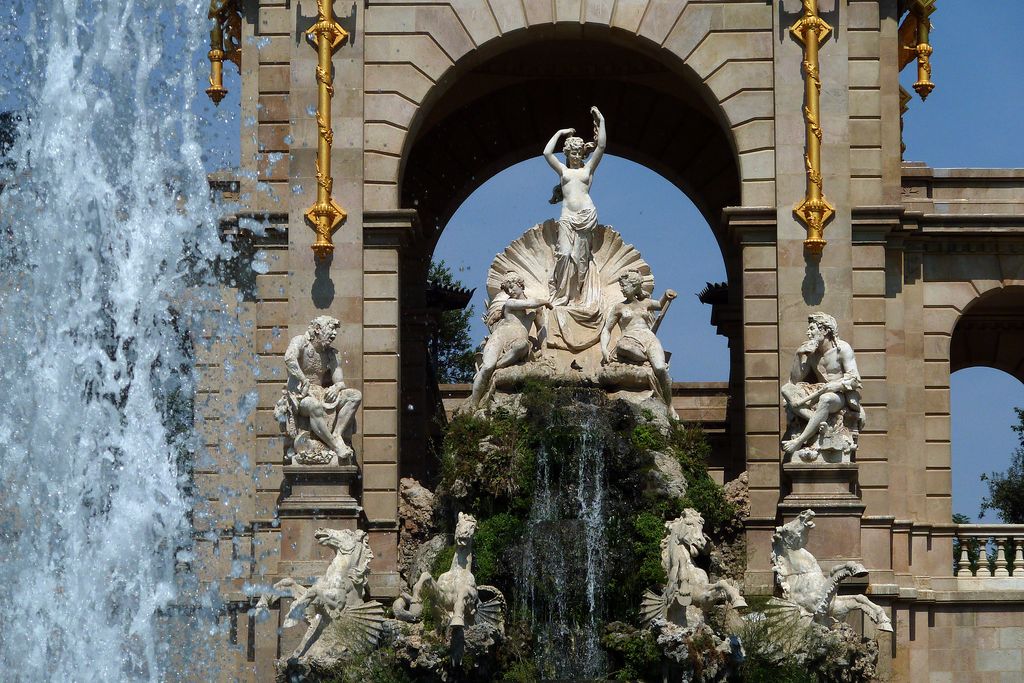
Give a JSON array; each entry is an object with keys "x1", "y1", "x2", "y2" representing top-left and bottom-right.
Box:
[
  {"x1": 790, "y1": 0, "x2": 835, "y2": 254},
  {"x1": 910, "y1": 0, "x2": 936, "y2": 100},
  {"x1": 305, "y1": 0, "x2": 349, "y2": 260},
  {"x1": 205, "y1": 0, "x2": 241, "y2": 105},
  {"x1": 898, "y1": 1, "x2": 936, "y2": 101}
]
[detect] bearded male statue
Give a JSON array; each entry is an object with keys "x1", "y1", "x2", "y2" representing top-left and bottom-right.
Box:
[
  {"x1": 275, "y1": 316, "x2": 362, "y2": 465},
  {"x1": 780, "y1": 313, "x2": 865, "y2": 463}
]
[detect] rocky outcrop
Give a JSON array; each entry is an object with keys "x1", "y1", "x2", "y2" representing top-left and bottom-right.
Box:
[
  {"x1": 397, "y1": 477, "x2": 436, "y2": 581},
  {"x1": 649, "y1": 450, "x2": 687, "y2": 499}
]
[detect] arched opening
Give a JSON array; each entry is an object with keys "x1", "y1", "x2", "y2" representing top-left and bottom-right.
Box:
[
  {"x1": 401, "y1": 34, "x2": 741, "y2": 255},
  {"x1": 950, "y1": 286, "x2": 1024, "y2": 521},
  {"x1": 395, "y1": 30, "x2": 744, "y2": 482},
  {"x1": 951, "y1": 368, "x2": 1023, "y2": 522},
  {"x1": 950, "y1": 286, "x2": 1024, "y2": 383},
  {"x1": 433, "y1": 155, "x2": 730, "y2": 382}
]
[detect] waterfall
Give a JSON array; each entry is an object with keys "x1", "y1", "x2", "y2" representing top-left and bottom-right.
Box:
[
  {"x1": 518, "y1": 402, "x2": 608, "y2": 679},
  {"x1": 0, "y1": 1, "x2": 241, "y2": 680}
]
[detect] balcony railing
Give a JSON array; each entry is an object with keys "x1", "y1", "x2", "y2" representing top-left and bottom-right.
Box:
[{"x1": 953, "y1": 524, "x2": 1024, "y2": 577}]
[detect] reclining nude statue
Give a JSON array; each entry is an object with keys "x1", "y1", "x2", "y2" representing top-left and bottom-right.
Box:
[
  {"x1": 771, "y1": 510, "x2": 892, "y2": 634},
  {"x1": 601, "y1": 270, "x2": 678, "y2": 416},
  {"x1": 255, "y1": 528, "x2": 385, "y2": 667},
  {"x1": 781, "y1": 312, "x2": 865, "y2": 463},
  {"x1": 642, "y1": 509, "x2": 747, "y2": 628},
  {"x1": 275, "y1": 316, "x2": 362, "y2": 465},
  {"x1": 392, "y1": 512, "x2": 505, "y2": 635},
  {"x1": 467, "y1": 272, "x2": 551, "y2": 411}
]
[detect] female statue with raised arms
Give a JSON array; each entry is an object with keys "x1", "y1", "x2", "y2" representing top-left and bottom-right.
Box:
[{"x1": 544, "y1": 106, "x2": 606, "y2": 306}]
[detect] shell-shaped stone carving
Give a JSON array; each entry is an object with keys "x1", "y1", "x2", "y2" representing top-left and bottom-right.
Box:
[{"x1": 485, "y1": 220, "x2": 653, "y2": 315}]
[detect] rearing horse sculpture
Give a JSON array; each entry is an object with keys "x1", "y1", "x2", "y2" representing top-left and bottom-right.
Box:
[
  {"x1": 256, "y1": 527, "x2": 384, "y2": 664},
  {"x1": 771, "y1": 510, "x2": 893, "y2": 633},
  {"x1": 642, "y1": 509, "x2": 747, "y2": 628},
  {"x1": 393, "y1": 512, "x2": 505, "y2": 632}
]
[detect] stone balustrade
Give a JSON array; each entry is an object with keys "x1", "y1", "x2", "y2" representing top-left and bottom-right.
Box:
[{"x1": 954, "y1": 525, "x2": 1024, "y2": 578}]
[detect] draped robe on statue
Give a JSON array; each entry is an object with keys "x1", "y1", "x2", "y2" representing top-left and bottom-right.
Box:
[{"x1": 546, "y1": 207, "x2": 603, "y2": 351}]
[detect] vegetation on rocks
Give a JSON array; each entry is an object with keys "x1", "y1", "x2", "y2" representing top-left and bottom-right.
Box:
[
  {"x1": 737, "y1": 598, "x2": 879, "y2": 683},
  {"x1": 294, "y1": 382, "x2": 882, "y2": 682},
  {"x1": 418, "y1": 382, "x2": 743, "y2": 680}
]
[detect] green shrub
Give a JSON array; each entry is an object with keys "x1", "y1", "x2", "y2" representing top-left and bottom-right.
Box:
[
  {"x1": 601, "y1": 622, "x2": 662, "y2": 681},
  {"x1": 473, "y1": 513, "x2": 526, "y2": 585}
]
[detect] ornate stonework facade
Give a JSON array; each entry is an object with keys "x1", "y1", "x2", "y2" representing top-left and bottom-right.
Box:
[{"x1": 197, "y1": 2, "x2": 1024, "y2": 679}]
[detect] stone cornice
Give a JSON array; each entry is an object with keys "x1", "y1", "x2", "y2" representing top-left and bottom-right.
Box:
[
  {"x1": 722, "y1": 206, "x2": 776, "y2": 246},
  {"x1": 363, "y1": 209, "x2": 421, "y2": 249}
]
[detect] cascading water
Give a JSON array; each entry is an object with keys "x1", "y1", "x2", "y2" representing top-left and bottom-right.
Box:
[
  {"x1": 0, "y1": 2, "x2": 244, "y2": 680},
  {"x1": 518, "y1": 402, "x2": 609, "y2": 679}
]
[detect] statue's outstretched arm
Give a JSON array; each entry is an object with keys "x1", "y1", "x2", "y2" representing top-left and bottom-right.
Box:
[
  {"x1": 544, "y1": 128, "x2": 573, "y2": 173},
  {"x1": 586, "y1": 106, "x2": 607, "y2": 173},
  {"x1": 504, "y1": 297, "x2": 552, "y2": 312},
  {"x1": 652, "y1": 289, "x2": 677, "y2": 312}
]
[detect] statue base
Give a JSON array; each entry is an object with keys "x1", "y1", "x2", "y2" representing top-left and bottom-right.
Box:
[
  {"x1": 487, "y1": 356, "x2": 674, "y2": 419},
  {"x1": 779, "y1": 462, "x2": 865, "y2": 566},
  {"x1": 278, "y1": 464, "x2": 361, "y2": 516},
  {"x1": 277, "y1": 465, "x2": 362, "y2": 577}
]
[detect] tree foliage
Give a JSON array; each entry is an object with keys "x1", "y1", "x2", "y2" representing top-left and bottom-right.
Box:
[
  {"x1": 980, "y1": 408, "x2": 1024, "y2": 523},
  {"x1": 428, "y1": 259, "x2": 477, "y2": 383}
]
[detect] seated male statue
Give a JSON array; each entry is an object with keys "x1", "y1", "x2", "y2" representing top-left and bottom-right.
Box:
[
  {"x1": 275, "y1": 315, "x2": 362, "y2": 465},
  {"x1": 467, "y1": 272, "x2": 552, "y2": 411},
  {"x1": 780, "y1": 312, "x2": 865, "y2": 460}
]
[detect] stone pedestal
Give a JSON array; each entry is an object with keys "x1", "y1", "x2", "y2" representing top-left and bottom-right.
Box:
[
  {"x1": 277, "y1": 465, "x2": 361, "y2": 579},
  {"x1": 779, "y1": 462, "x2": 866, "y2": 565}
]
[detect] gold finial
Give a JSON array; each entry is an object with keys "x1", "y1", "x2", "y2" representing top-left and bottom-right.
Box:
[
  {"x1": 790, "y1": 0, "x2": 835, "y2": 254},
  {"x1": 205, "y1": 1, "x2": 241, "y2": 105},
  {"x1": 305, "y1": 0, "x2": 349, "y2": 259},
  {"x1": 899, "y1": 1, "x2": 936, "y2": 101}
]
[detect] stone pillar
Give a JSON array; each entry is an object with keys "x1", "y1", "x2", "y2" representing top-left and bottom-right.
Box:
[
  {"x1": 363, "y1": 210, "x2": 419, "y2": 600},
  {"x1": 727, "y1": 207, "x2": 780, "y2": 593},
  {"x1": 269, "y1": 0, "x2": 369, "y2": 659}
]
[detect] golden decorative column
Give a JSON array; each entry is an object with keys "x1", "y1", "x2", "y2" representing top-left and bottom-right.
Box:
[
  {"x1": 790, "y1": 0, "x2": 834, "y2": 255},
  {"x1": 305, "y1": 0, "x2": 349, "y2": 260},
  {"x1": 900, "y1": 0, "x2": 936, "y2": 100},
  {"x1": 205, "y1": 0, "x2": 241, "y2": 106}
]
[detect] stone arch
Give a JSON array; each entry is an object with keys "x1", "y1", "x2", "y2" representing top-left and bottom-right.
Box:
[
  {"x1": 950, "y1": 285, "x2": 1024, "y2": 382},
  {"x1": 365, "y1": 3, "x2": 772, "y2": 479},
  {"x1": 364, "y1": 1, "x2": 776, "y2": 242},
  {"x1": 918, "y1": 278, "x2": 1024, "y2": 516}
]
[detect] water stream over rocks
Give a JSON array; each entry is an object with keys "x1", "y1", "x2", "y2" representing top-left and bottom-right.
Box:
[{"x1": 517, "y1": 402, "x2": 610, "y2": 679}]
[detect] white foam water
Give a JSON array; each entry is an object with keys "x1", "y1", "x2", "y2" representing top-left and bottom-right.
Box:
[{"x1": 0, "y1": 1, "x2": 242, "y2": 680}]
